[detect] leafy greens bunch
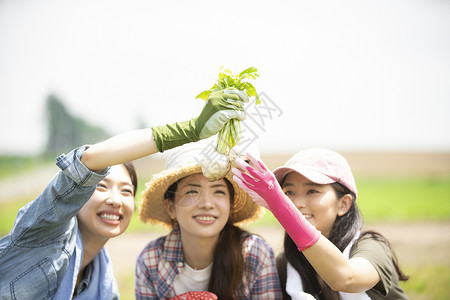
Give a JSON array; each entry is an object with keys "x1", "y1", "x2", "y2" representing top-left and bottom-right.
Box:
[{"x1": 196, "y1": 66, "x2": 260, "y2": 154}]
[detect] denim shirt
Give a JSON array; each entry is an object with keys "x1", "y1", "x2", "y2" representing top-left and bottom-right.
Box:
[{"x1": 0, "y1": 147, "x2": 119, "y2": 300}]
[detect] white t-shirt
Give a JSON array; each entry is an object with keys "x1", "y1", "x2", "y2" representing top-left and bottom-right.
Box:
[{"x1": 173, "y1": 263, "x2": 213, "y2": 295}]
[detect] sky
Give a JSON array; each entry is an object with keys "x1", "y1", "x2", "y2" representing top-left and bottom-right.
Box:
[{"x1": 1, "y1": 0, "x2": 449, "y2": 155}]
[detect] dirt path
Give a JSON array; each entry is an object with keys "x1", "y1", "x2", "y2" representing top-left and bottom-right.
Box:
[{"x1": 106, "y1": 221, "x2": 450, "y2": 289}]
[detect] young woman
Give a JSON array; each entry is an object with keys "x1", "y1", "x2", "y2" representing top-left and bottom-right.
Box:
[
  {"x1": 232, "y1": 148, "x2": 409, "y2": 300},
  {"x1": 0, "y1": 89, "x2": 248, "y2": 299},
  {"x1": 135, "y1": 141, "x2": 282, "y2": 300}
]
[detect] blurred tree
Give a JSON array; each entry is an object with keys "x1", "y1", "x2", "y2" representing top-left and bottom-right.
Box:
[{"x1": 45, "y1": 94, "x2": 110, "y2": 157}]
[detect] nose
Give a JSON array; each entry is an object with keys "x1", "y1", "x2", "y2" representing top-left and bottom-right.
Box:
[
  {"x1": 105, "y1": 190, "x2": 123, "y2": 207},
  {"x1": 291, "y1": 196, "x2": 306, "y2": 209},
  {"x1": 197, "y1": 193, "x2": 214, "y2": 209}
]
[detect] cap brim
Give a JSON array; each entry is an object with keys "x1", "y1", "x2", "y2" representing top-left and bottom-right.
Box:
[{"x1": 273, "y1": 166, "x2": 336, "y2": 185}]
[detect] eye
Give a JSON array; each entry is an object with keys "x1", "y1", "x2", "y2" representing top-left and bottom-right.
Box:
[
  {"x1": 96, "y1": 183, "x2": 107, "y2": 190},
  {"x1": 183, "y1": 187, "x2": 201, "y2": 198},
  {"x1": 283, "y1": 189, "x2": 293, "y2": 196},
  {"x1": 307, "y1": 189, "x2": 319, "y2": 195},
  {"x1": 214, "y1": 189, "x2": 227, "y2": 196},
  {"x1": 122, "y1": 188, "x2": 134, "y2": 196},
  {"x1": 186, "y1": 189, "x2": 200, "y2": 195}
]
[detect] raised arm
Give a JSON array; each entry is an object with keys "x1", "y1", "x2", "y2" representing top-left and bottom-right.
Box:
[
  {"x1": 232, "y1": 155, "x2": 380, "y2": 293},
  {"x1": 80, "y1": 128, "x2": 158, "y2": 173},
  {"x1": 81, "y1": 89, "x2": 248, "y2": 173}
]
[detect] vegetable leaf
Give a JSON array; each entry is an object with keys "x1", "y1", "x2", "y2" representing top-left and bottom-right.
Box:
[
  {"x1": 195, "y1": 90, "x2": 212, "y2": 101},
  {"x1": 196, "y1": 66, "x2": 261, "y2": 154}
]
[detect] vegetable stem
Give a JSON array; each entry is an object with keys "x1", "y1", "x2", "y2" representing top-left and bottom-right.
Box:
[{"x1": 196, "y1": 66, "x2": 260, "y2": 154}]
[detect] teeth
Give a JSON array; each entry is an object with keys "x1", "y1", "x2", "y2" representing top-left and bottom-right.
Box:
[
  {"x1": 195, "y1": 216, "x2": 216, "y2": 221},
  {"x1": 302, "y1": 214, "x2": 313, "y2": 219},
  {"x1": 100, "y1": 214, "x2": 120, "y2": 221}
]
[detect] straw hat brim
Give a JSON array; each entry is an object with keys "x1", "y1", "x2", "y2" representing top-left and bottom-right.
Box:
[{"x1": 138, "y1": 163, "x2": 264, "y2": 227}]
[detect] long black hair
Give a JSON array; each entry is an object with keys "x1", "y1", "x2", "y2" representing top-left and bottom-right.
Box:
[
  {"x1": 277, "y1": 182, "x2": 408, "y2": 299},
  {"x1": 123, "y1": 161, "x2": 137, "y2": 196}
]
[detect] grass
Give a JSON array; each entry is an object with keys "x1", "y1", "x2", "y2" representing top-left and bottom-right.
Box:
[
  {"x1": 0, "y1": 196, "x2": 30, "y2": 236},
  {"x1": 1, "y1": 176, "x2": 449, "y2": 299},
  {"x1": 356, "y1": 177, "x2": 450, "y2": 222},
  {"x1": 401, "y1": 265, "x2": 450, "y2": 300},
  {"x1": 0, "y1": 155, "x2": 50, "y2": 179},
  {"x1": 2, "y1": 177, "x2": 449, "y2": 236}
]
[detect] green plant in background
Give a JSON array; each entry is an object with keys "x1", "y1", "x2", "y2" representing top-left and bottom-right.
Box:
[
  {"x1": 196, "y1": 66, "x2": 260, "y2": 154},
  {"x1": 356, "y1": 178, "x2": 450, "y2": 222}
]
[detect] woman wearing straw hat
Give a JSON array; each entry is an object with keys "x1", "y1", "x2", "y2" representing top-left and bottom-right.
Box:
[
  {"x1": 0, "y1": 89, "x2": 248, "y2": 300},
  {"x1": 232, "y1": 149, "x2": 409, "y2": 300},
  {"x1": 136, "y1": 140, "x2": 282, "y2": 300}
]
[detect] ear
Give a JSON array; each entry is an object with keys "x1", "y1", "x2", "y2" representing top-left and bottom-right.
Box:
[
  {"x1": 164, "y1": 199, "x2": 177, "y2": 219},
  {"x1": 337, "y1": 194, "x2": 353, "y2": 216}
]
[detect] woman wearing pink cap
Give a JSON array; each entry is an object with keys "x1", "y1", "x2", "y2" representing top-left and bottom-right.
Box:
[{"x1": 232, "y1": 148, "x2": 409, "y2": 300}]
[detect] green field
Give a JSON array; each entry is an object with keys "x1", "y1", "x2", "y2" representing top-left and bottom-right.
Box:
[
  {"x1": 357, "y1": 177, "x2": 450, "y2": 222},
  {"x1": 0, "y1": 155, "x2": 49, "y2": 179},
  {"x1": 1, "y1": 176, "x2": 449, "y2": 299},
  {"x1": 129, "y1": 177, "x2": 450, "y2": 232}
]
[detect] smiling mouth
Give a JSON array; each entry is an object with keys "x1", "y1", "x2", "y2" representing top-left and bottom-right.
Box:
[
  {"x1": 194, "y1": 215, "x2": 216, "y2": 222},
  {"x1": 302, "y1": 214, "x2": 313, "y2": 219},
  {"x1": 99, "y1": 213, "x2": 121, "y2": 221}
]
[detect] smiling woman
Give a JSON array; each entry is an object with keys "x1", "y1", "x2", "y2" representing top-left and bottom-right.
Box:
[
  {"x1": 77, "y1": 164, "x2": 136, "y2": 242},
  {"x1": 232, "y1": 148, "x2": 410, "y2": 299},
  {"x1": 136, "y1": 140, "x2": 282, "y2": 300},
  {"x1": 0, "y1": 89, "x2": 248, "y2": 299}
]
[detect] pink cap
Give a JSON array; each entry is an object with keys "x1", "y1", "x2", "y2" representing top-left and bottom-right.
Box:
[{"x1": 273, "y1": 148, "x2": 358, "y2": 199}]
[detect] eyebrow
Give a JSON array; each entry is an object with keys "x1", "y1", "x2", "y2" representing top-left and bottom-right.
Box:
[
  {"x1": 283, "y1": 182, "x2": 322, "y2": 188},
  {"x1": 182, "y1": 183, "x2": 227, "y2": 188},
  {"x1": 101, "y1": 177, "x2": 134, "y2": 187},
  {"x1": 183, "y1": 183, "x2": 201, "y2": 188},
  {"x1": 211, "y1": 182, "x2": 227, "y2": 187}
]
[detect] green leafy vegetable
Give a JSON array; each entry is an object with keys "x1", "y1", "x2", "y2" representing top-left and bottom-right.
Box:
[{"x1": 196, "y1": 66, "x2": 260, "y2": 154}]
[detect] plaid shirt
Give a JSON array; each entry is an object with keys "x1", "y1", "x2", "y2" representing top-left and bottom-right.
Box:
[{"x1": 135, "y1": 226, "x2": 282, "y2": 299}]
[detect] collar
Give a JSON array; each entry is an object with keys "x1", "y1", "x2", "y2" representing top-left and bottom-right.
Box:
[{"x1": 162, "y1": 225, "x2": 184, "y2": 263}]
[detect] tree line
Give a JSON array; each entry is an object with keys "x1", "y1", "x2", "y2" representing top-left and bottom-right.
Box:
[{"x1": 44, "y1": 94, "x2": 111, "y2": 158}]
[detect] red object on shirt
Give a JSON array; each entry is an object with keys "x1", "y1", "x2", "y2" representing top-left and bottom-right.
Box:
[{"x1": 169, "y1": 291, "x2": 218, "y2": 300}]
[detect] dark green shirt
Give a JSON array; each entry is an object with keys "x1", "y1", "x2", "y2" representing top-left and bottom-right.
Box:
[{"x1": 350, "y1": 234, "x2": 409, "y2": 299}]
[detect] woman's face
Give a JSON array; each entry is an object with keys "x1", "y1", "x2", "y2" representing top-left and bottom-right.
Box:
[
  {"x1": 282, "y1": 172, "x2": 347, "y2": 238},
  {"x1": 166, "y1": 173, "x2": 231, "y2": 242},
  {"x1": 77, "y1": 164, "x2": 135, "y2": 243}
]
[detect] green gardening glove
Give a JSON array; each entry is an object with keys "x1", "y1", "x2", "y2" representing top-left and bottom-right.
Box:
[{"x1": 152, "y1": 89, "x2": 248, "y2": 152}]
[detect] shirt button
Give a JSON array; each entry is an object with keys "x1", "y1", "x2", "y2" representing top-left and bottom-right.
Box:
[
  {"x1": 177, "y1": 262, "x2": 184, "y2": 267},
  {"x1": 166, "y1": 279, "x2": 171, "y2": 285}
]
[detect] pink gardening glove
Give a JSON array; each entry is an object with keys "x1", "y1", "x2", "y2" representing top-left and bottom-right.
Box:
[
  {"x1": 232, "y1": 153, "x2": 320, "y2": 251},
  {"x1": 231, "y1": 163, "x2": 270, "y2": 209}
]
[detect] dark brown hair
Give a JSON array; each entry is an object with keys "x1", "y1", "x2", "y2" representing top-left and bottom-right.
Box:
[
  {"x1": 277, "y1": 181, "x2": 408, "y2": 299},
  {"x1": 165, "y1": 177, "x2": 247, "y2": 299},
  {"x1": 123, "y1": 162, "x2": 138, "y2": 196}
]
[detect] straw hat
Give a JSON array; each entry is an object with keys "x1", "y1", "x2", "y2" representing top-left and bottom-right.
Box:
[{"x1": 139, "y1": 139, "x2": 264, "y2": 227}]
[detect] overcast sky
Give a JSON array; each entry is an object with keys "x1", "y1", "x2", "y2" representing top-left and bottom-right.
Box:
[{"x1": 1, "y1": 0, "x2": 449, "y2": 155}]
